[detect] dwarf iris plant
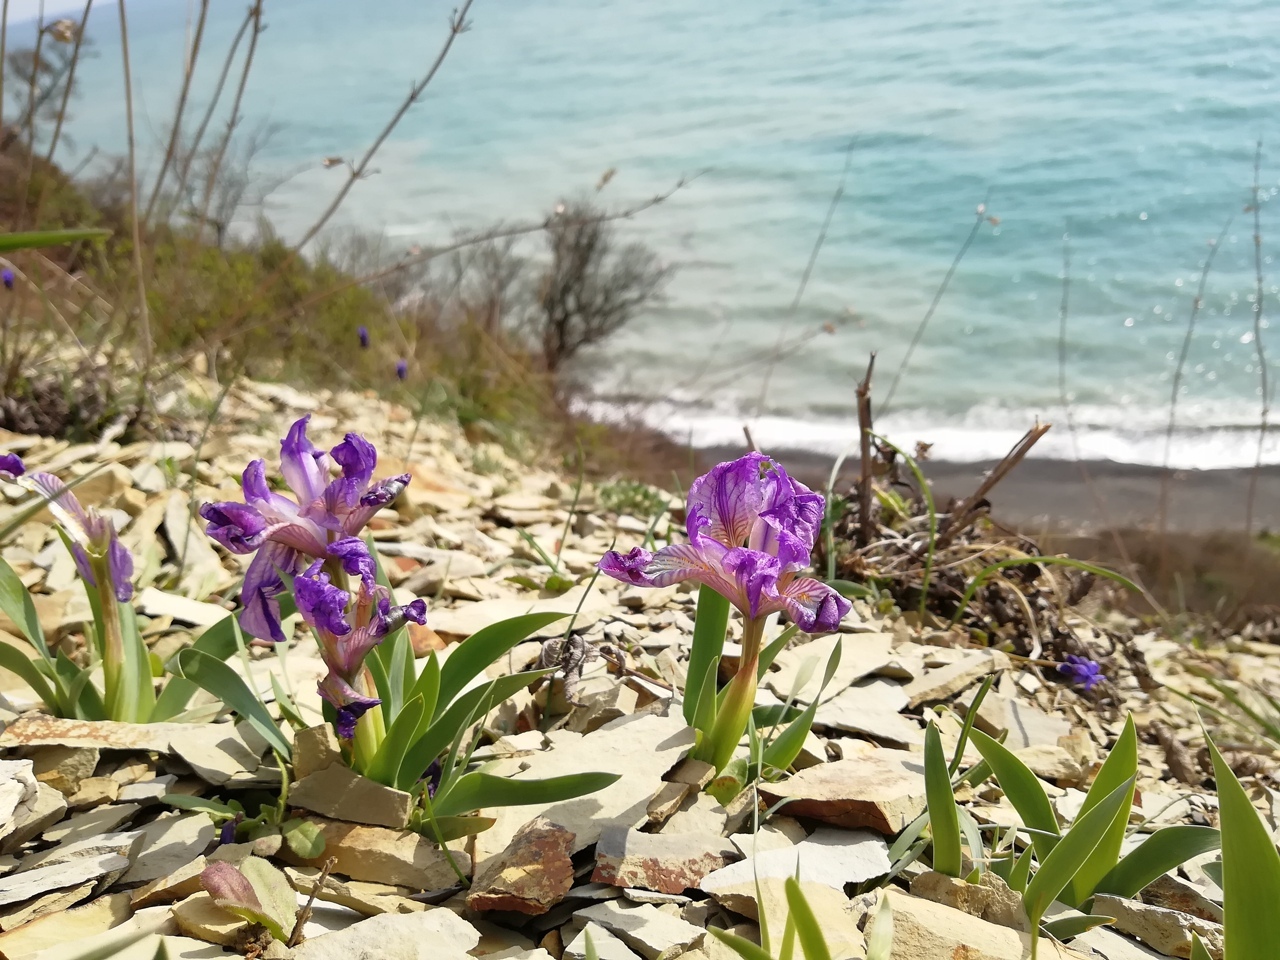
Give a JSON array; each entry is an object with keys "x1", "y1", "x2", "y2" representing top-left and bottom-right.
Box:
[
  {"x1": 200, "y1": 418, "x2": 618, "y2": 837},
  {"x1": 599, "y1": 453, "x2": 851, "y2": 776},
  {"x1": 0, "y1": 455, "x2": 154, "y2": 721}
]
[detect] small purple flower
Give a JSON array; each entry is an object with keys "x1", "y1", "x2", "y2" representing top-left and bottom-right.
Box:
[
  {"x1": 396, "y1": 359, "x2": 408, "y2": 381},
  {"x1": 357, "y1": 325, "x2": 370, "y2": 349},
  {"x1": 1, "y1": 269, "x2": 13, "y2": 291},
  {"x1": 421, "y1": 758, "x2": 443, "y2": 799},
  {"x1": 597, "y1": 453, "x2": 850, "y2": 634},
  {"x1": 19, "y1": 472, "x2": 134, "y2": 602},
  {"x1": 0, "y1": 453, "x2": 24, "y2": 480},
  {"x1": 1058, "y1": 654, "x2": 1105, "y2": 692},
  {"x1": 319, "y1": 672, "x2": 382, "y2": 739},
  {"x1": 199, "y1": 415, "x2": 410, "y2": 642}
]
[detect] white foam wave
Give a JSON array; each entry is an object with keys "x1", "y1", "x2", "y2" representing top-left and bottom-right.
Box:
[{"x1": 576, "y1": 396, "x2": 1280, "y2": 470}]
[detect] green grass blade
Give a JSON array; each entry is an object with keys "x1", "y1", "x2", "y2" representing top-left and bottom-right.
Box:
[
  {"x1": 762, "y1": 641, "x2": 840, "y2": 771},
  {"x1": 1009, "y1": 844, "x2": 1034, "y2": 893},
  {"x1": 708, "y1": 928, "x2": 773, "y2": 960},
  {"x1": 151, "y1": 595, "x2": 297, "y2": 721},
  {"x1": 951, "y1": 674, "x2": 994, "y2": 776},
  {"x1": 957, "y1": 805, "x2": 987, "y2": 878},
  {"x1": 1208, "y1": 732, "x2": 1280, "y2": 960},
  {"x1": 871, "y1": 433, "x2": 936, "y2": 618},
  {"x1": 689, "y1": 655, "x2": 720, "y2": 738},
  {"x1": 0, "y1": 228, "x2": 110, "y2": 251},
  {"x1": 925, "y1": 720, "x2": 963, "y2": 877},
  {"x1": 0, "y1": 556, "x2": 51, "y2": 661},
  {"x1": 172, "y1": 649, "x2": 291, "y2": 759},
  {"x1": 396, "y1": 668, "x2": 554, "y2": 791},
  {"x1": 118, "y1": 603, "x2": 154, "y2": 722},
  {"x1": 0, "y1": 643, "x2": 60, "y2": 712},
  {"x1": 783, "y1": 876, "x2": 833, "y2": 960},
  {"x1": 1064, "y1": 715, "x2": 1137, "y2": 906},
  {"x1": 435, "y1": 612, "x2": 567, "y2": 715},
  {"x1": 1189, "y1": 932, "x2": 1213, "y2": 960},
  {"x1": 971, "y1": 728, "x2": 1060, "y2": 861},
  {"x1": 431, "y1": 770, "x2": 620, "y2": 818},
  {"x1": 888, "y1": 811, "x2": 930, "y2": 863},
  {"x1": 864, "y1": 893, "x2": 894, "y2": 960},
  {"x1": 1093, "y1": 825, "x2": 1221, "y2": 899},
  {"x1": 756, "y1": 623, "x2": 799, "y2": 680},
  {"x1": 1023, "y1": 776, "x2": 1135, "y2": 932},
  {"x1": 686, "y1": 586, "x2": 729, "y2": 726},
  {"x1": 407, "y1": 651, "x2": 441, "y2": 729},
  {"x1": 364, "y1": 694, "x2": 426, "y2": 787}
]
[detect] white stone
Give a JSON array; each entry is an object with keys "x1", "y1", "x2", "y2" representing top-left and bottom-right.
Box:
[{"x1": 290, "y1": 907, "x2": 481, "y2": 960}]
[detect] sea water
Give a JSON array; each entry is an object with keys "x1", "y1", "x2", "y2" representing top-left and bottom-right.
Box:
[{"x1": 17, "y1": 0, "x2": 1280, "y2": 467}]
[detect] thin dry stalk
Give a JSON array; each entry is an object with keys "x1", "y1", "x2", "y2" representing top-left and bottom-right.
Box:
[
  {"x1": 294, "y1": 1, "x2": 475, "y2": 252},
  {"x1": 1247, "y1": 139, "x2": 1270, "y2": 535},
  {"x1": 857, "y1": 352, "x2": 877, "y2": 547},
  {"x1": 15, "y1": 1, "x2": 47, "y2": 228},
  {"x1": 0, "y1": 0, "x2": 10, "y2": 139},
  {"x1": 32, "y1": 0, "x2": 94, "y2": 224},
  {"x1": 287, "y1": 856, "x2": 335, "y2": 947},
  {"x1": 142, "y1": 0, "x2": 210, "y2": 224},
  {"x1": 167, "y1": 4, "x2": 255, "y2": 219},
  {"x1": 202, "y1": 1, "x2": 477, "y2": 359},
  {"x1": 116, "y1": 0, "x2": 153, "y2": 386},
  {"x1": 936, "y1": 423, "x2": 1051, "y2": 549},
  {"x1": 1157, "y1": 216, "x2": 1232, "y2": 539},
  {"x1": 194, "y1": 1, "x2": 263, "y2": 234},
  {"x1": 882, "y1": 195, "x2": 992, "y2": 414},
  {"x1": 742, "y1": 424, "x2": 758, "y2": 452},
  {"x1": 756, "y1": 136, "x2": 856, "y2": 414}
]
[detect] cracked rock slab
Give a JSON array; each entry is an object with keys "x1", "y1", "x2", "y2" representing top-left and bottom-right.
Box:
[
  {"x1": 467, "y1": 817, "x2": 577, "y2": 915},
  {"x1": 574, "y1": 900, "x2": 705, "y2": 960},
  {"x1": 757, "y1": 750, "x2": 927, "y2": 834},
  {"x1": 592, "y1": 826, "x2": 740, "y2": 894}
]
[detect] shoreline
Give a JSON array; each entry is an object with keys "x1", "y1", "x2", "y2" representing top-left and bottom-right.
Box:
[{"x1": 695, "y1": 444, "x2": 1280, "y2": 534}]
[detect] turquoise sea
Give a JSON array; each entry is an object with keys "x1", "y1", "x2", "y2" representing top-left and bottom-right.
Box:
[{"x1": 15, "y1": 0, "x2": 1280, "y2": 467}]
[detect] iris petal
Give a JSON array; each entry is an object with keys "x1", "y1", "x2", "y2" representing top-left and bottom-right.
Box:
[
  {"x1": 279, "y1": 416, "x2": 329, "y2": 506},
  {"x1": 778, "y1": 577, "x2": 850, "y2": 633}
]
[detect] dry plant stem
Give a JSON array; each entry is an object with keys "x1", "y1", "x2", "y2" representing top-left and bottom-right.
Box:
[
  {"x1": 742, "y1": 424, "x2": 758, "y2": 452},
  {"x1": 857, "y1": 353, "x2": 877, "y2": 548},
  {"x1": 883, "y1": 196, "x2": 990, "y2": 414},
  {"x1": 287, "y1": 856, "x2": 336, "y2": 948},
  {"x1": 935, "y1": 424, "x2": 1051, "y2": 550},
  {"x1": 0, "y1": 0, "x2": 8, "y2": 135},
  {"x1": 1246, "y1": 139, "x2": 1270, "y2": 535},
  {"x1": 32, "y1": 0, "x2": 94, "y2": 225},
  {"x1": 194, "y1": 2, "x2": 263, "y2": 234},
  {"x1": 116, "y1": 0, "x2": 154, "y2": 389},
  {"x1": 168, "y1": 4, "x2": 255, "y2": 214},
  {"x1": 16, "y1": 1, "x2": 46, "y2": 229},
  {"x1": 1157, "y1": 216, "x2": 1232, "y2": 540},
  {"x1": 142, "y1": 0, "x2": 210, "y2": 224},
  {"x1": 756, "y1": 136, "x2": 856, "y2": 414}
]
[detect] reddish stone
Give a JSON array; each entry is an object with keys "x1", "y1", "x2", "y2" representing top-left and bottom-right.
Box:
[{"x1": 466, "y1": 818, "x2": 576, "y2": 915}]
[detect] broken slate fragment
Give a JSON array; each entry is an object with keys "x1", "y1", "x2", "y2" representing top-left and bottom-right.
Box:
[
  {"x1": 120, "y1": 814, "x2": 216, "y2": 885},
  {"x1": 279, "y1": 816, "x2": 471, "y2": 888},
  {"x1": 757, "y1": 750, "x2": 927, "y2": 834},
  {"x1": 574, "y1": 900, "x2": 705, "y2": 960},
  {"x1": 0, "y1": 853, "x2": 129, "y2": 907},
  {"x1": 467, "y1": 818, "x2": 577, "y2": 915},
  {"x1": 284, "y1": 865, "x2": 425, "y2": 917},
  {"x1": 290, "y1": 907, "x2": 482, "y2": 960},
  {"x1": 0, "y1": 783, "x2": 67, "y2": 854},
  {"x1": 902, "y1": 650, "x2": 1010, "y2": 708},
  {"x1": 592, "y1": 826, "x2": 740, "y2": 895},
  {"x1": 1093, "y1": 893, "x2": 1225, "y2": 958},
  {"x1": 289, "y1": 763, "x2": 413, "y2": 829},
  {"x1": 563, "y1": 922, "x2": 642, "y2": 960}
]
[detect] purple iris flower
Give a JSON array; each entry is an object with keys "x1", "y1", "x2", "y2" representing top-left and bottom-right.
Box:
[
  {"x1": 598, "y1": 453, "x2": 850, "y2": 633},
  {"x1": 1058, "y1": 654, "x2": 1105, "y2": 692},
  {"x1": 396, "y1": 359, "x2": 408, "y2": 381},
  {"x1": 19, "y1": 472, "x2": 134, "y2": 602},
  {"x1": 199, "y1": 415, "x2": 410, "y2": 643},
  {"x1": 1, "y1": 269, "x2": 13, "y2": 291},
  {"x1": 0, "y1": 452, "x2": 24, "y2": 479},
  {"x1": 293, "y1": 542, "x2": 427, "y2": 739},
  {"x1": 357, "y1": 325, "x2": 370, "y2": 349}
]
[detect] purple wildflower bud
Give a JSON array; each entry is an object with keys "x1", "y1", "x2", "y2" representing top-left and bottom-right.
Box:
[
  {"x1": 217, "y1": 814, "x2": 243, "y2": 846},
  {"x1": 318, "y1": 672, "x2": 381, "y2": 739},
  {"x1": 374, "y1": 595, "x2": 428, "y2": 638},
  {"x1": 294, "y1": 561, "x2": 352, "y2": 637},
  {"x1": 360, "y1": 474, "x2": 408, "y2": 508},
  {"x1": 357, "y1": 325, "x2": 369, "y2": 349},
  {"x1": 422, "y1": 758, "x2": 443, "y2": 799},
  {"x1": 107, "y1": 539, "x2": 134, "y2": 602},
  {"x1": 1, "y1": 269, "x2": 13, "y2": 291},
  {"x1": 1058, "y1": 654, "x2": 1105, "y2": 692},
  {"x1": 280, "y1": 416, "x2": 330, "y2": 507},
  {"x1": 328, "y1": 536, "x2": 376, "y2": 593},
  {"x1": 200, "y1": 502, "x2": 268, "y2": 554},
  {"x1": 70, "y1": 543, "x2": 96, "y2": 585},
  {"x1": 396, "y1": 359, "x2": 408, "y2": 381},
  {"x1": 0, "y1": 453, "x2": 24, "y2": 479},
  {"x1": 597, "y1": 546, "x2": 657, "y2": 584}
]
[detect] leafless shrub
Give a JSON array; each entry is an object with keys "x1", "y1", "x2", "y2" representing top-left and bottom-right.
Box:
[{"x1": 533, "y1": 198, "x2": 672, "y2": 374}]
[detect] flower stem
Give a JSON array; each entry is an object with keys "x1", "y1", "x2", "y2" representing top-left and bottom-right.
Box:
[
  {"x1": 350, "y1": 666, "x2": 386, "y2": 774},
  {"x1": 93, "y1": 559, "x2": 133, "y2": 721},
  {"x1": 702, "y1": 616, "x2": 764, "y2": 774}
]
